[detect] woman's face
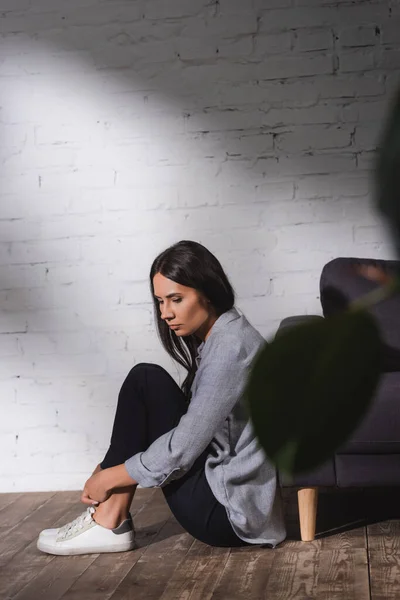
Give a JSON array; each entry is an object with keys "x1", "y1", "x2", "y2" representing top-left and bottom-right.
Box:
[{"x1": 153, "y1": 272, "x2": 217, "y2": 341}]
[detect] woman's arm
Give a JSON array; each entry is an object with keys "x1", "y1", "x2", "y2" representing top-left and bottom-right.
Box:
[
  {"x1": 124, "y1": 334, "x2": 251, "y2": 488},
  {"x1": 81, "y1": 464, "x2": 138, "y2": 505}
]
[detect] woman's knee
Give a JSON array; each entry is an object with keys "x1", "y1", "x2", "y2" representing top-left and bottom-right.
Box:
[{"x1": 122, "y1": 362, "x2": 171, "y2": 388}]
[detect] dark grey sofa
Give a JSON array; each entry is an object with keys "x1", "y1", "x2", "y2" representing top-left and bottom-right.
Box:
[{"x1": 277, "y1": 257, "x2": 400, "y2": 541}]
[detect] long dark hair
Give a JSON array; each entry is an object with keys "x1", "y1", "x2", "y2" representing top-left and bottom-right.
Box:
[{"x1": 150, "y1": 240, "x2": 235, "y2": 398}]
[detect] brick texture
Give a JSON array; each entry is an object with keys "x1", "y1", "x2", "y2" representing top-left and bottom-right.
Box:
[{"x1": 0, "y1": 0, "x2": 398, "y2": 491}]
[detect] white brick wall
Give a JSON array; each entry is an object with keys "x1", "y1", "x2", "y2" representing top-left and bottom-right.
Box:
[{"x1": 0, "y1": 0, "x2": 398, "y2": 492}]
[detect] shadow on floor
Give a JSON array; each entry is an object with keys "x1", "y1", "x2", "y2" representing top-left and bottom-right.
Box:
[{"x1": 283, "y1": 487, "x2": 400, "y2": 540}]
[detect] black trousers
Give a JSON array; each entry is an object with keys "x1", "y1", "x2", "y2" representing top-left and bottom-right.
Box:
[{"x1": 100, "y1": 363, "x2": 249, "y2": 547}]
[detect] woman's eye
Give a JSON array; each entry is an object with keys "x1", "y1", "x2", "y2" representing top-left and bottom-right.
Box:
[{"x1": 173, "y1": 298, "x2": 182, "y2": 303}]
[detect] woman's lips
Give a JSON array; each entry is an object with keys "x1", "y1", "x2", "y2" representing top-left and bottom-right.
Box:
[{"x1": 169, "y1": 324, "x2": 181, "y2": 329}]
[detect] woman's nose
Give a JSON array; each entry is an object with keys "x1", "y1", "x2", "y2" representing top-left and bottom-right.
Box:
[{"x1": 161, "y1": 305, "x2": 174, "y2": 320}]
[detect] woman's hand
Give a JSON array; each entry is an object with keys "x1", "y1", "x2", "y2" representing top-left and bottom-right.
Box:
[
  {"x1": 81, "y1": 470, "x2": 112, "y2": 506},
  {"x1": 81, "y1": 464, "x2": 138, "y2": 506}
]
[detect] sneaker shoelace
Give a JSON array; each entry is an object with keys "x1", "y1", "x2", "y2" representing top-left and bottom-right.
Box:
[{"x1": 58, "y1": 506, "x2": 96, "y2": 540}]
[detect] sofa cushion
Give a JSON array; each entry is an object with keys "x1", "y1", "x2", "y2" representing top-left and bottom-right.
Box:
[
  {"x1": 338, "y1": 372, "x2": 400, "y2": 454},
  {"x1": 320, "y1": 257, "x2": 400, "y2": 371}
]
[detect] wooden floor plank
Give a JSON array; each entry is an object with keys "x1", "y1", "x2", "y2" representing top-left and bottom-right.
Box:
[
  {"x1": 107, "y1": 500, "x2": 195, "y2": 600},
  {"x1": 368, "y1": 520, "x2": 400, "y2": 600},
  {"x1": 0, "y1": 493, "x2": 23, "y2": 513},
  {"x1": 0, "y1": 492, "x2": 78, "y2": 569},
  {"x1": 1, "y1": 489, "x2": 400, "y2": 600},
  {"x1": 0, "y1": 489, "x2": 154, "y2": 600},
  {"x1": 0, "y1": 493, "x2": 55, "y2": 535},
  {"x1": 0, "y1": 492, "x2": 83, "y2": 598},
  {"x1": 12, "y1": 554, "x2": 98, "y2": 600},
  {"x1": 211, "y1": 545, "x2": 276, "y2": 600},
  {"x1": 158, "y1": 539, "x2": 230, "y2": 600},
  {"x1": 259, "y1": 541, "x2": 321, "y2": 600},
  {"x1": 316, "y1": 548, "x2": 370, "y2": 600},
  {"x1": 56, "y1": 489, "x2": 173, "y2": 600},
  {"x1": 320, "y1": 523, "x2": 367, "y2": 551}
]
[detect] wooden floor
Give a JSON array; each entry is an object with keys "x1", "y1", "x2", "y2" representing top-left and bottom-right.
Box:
[{"x1": 0, "y1": 487, "x2": 400, "y2": 600}]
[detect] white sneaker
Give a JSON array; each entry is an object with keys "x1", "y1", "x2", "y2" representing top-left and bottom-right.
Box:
[{"x1": 37, "y1": 507, "x2": 135, "y2": 555}]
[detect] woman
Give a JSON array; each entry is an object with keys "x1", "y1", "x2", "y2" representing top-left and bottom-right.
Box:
[{"x1": 37, "y1": 240, "x2": 286, "y2": 555}]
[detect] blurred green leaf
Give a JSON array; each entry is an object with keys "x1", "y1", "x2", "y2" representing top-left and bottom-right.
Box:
[
  {"x1": 246, "y1": 310, "x2": 382, "y2": 476},
  {"x1": 376, "y1": 86, "x2": 400, "y2": 258}
]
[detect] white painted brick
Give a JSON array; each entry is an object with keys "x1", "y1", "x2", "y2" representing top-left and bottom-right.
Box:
[
  {"x1": 0, "y1": 193, "x2": 70, "y2": 219},
  {"x1": 225, "y1": 133, "x2": 274, "y2": 158},
  {"x1": 53, "y1": 332, "x2": 93, "y2": 355},
  {"x1": 354, "y1": 224, "x2": 388, "y2": 244},
  {"x1": 356, "y1": 150, "x2": 378, "y2": 171},
  {"x1": 378, "y1": 47, "x2": 400, "y2": 69},
  {"x1": 17, "y1": 333, "x2": 56, "y2": 356},
  {"x1": 34, "y1": 123, "x2": 91, "y2": 147},
  {"x1": 310, "y1": 74, "x2": 385, "y2": 100},
  {"x1": 339, "y1": 25, "x2": 378, "y2": 48},
  {"x1": 51, "y1": 452, "x2": 104, "y2": 474},
  {"x1": 259, "y1": 7, "x2": 338, "y2": 31},
  {"x1": 217, "y1": 37, "x2": 253, "y2": 59},
  {"x1": 276, "y1": 125, "x2": 352, "y2": 152},
  {"x1": 0, "y1": 265, "x2": 46, "y2": 290},
  {"x1": 91, "y1": 331, "x2": 129, "y2": 354},
  {"x1": 262, "y1": 104, "x2": 339, "y2": 126},
  {"x1": 295, "y1": 175, "x2": 370, "y2": 199},
  {"x1": 381, "y1": 19, "x2": 400, "y2": 44},
  {"x1": 3, "y1": 240, "x2": 80, "y2": 266},
  {"x1": 30, "y1": 353, "x2": 107, "y2": 378},
  {"x1": 261, "y1": 198, "x2": 346, "y2": 228},
  {"x1": 0, "y1": 335, "x2": 19, "y2": 358},
  {"x1": 17, "y1": 428, "x2": 88, "y2": 455},
  {"x1": 339, "y1": 49, "x2": 375, "y2": 72},
  {"x1": 44, "y1": 264, "x2": 110, "y2": 285},
  {"x1": 256, "y1": 154, "x2": 356, "y2": 177},
  {"x1": 256, "y1": 80, "x2": 320, "y2": 105},
  {"x1": 259, "y1": 55, "x2": 334, "y2": 80},
  {"x1": 177, "y1": 186, "x2": 219, "y2": 208},
  {"x1": 272, "y1": 271, "x2": 320, "y2": 296},
  {"x1": 182, "y1": 14, "x2": 257, "y2": 38},
  {"x1": 254, "y1": 182, "x2": 295, "y2": 203},
  {"x1": 39, "y1": 168, "x2": 116, "y2": 192},
  {"x1": 353, "y1": 123, "x2": 382, "y2": 150},
  {"x1": 1, "y1": 0, "x2": 397, "y2": 492},
  {"x1": 237, "y1": 295, "x2": 311, "y2": 325},
  {"x1": 122, "y1": 282, "x2": 153, "y2": 306},
  {"x1": 198, "y1": 228, "x2": 277, "y2": 253},
  {"x1": 341, "y1": 99, "x2": 390, "y2": 123},
  {"x1": 185, "y1": 109, "x2": 266, "y2": 133},
  {"x1": 254, "y1": 32, "x2": 292, "y2": 56},
  {"x1": 27, "y1": 309, "x2": 83, "y2": 332},
  {"x1": 182, "y1": 54, "x2": 333, "y2": 86},
  {"x1": 0, "y1": 0, "x2": 31, "y2": 11},
  {"x1": 145, "y1": 0, "x2": 208, "y2": 20},
  {"x1": 0, "y1": 402, "x2": 57, "y2": 433},
  {"x1": 0, "y1": 313, "x2": 28, "y2": 334},
  {"x1": 385, "y1": 73, "x2": 400, "y2": 98},
  {"x1": 294, "y1": 28, "x2": 333, "y2": 52},
  {"x1": 337, "y1": 5, "x2": 388, "y2": 25},
  {"x1": 0, "y1": 356, "x2": 36, "y2": 379},
  {"x1": 177, "y1": 38, "x2": 218, "y2": 61},
  {"x1": 79, "y1": 305, "x2": 152, "y2": 330},
  {"x1": 278, "y1": 222, "x2": 353, "y2": 252},
  {"x1": 231, "y1": 268, "x2": 273, "y2": 298}
]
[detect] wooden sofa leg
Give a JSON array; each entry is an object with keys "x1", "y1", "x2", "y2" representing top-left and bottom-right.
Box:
[{"x1": 297, "y1": 487, "x2": 318, "y2": 542}]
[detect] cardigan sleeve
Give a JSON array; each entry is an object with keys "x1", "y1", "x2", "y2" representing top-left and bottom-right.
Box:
[{"x1": 124, "y1": 333, "x2": 249, "y2": 487}]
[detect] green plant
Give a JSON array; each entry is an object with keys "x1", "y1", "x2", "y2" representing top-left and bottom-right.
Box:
[{"x1": 246, "y1": 87, "x2": 400, "y2": 477}]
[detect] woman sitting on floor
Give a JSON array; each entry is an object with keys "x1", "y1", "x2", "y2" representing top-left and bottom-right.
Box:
[{"x1": 37, "y1": 240, "x2": 286, "y2": 555}]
